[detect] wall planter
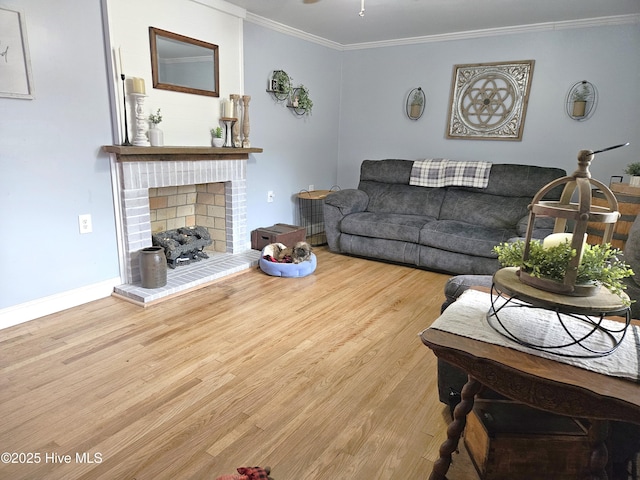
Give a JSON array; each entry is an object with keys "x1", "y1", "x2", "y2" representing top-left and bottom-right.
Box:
[
  {"x1": 566, "y1": 81, "x2": 597, "y2": 121},
  {"x1": 267, "y1": 70, "x2": 292, "y2": 102},
  {"x1": 406, "y1": 87, "x2": 425, "y2": 120},
  {"x1": 288, "y1": 85, "x2": 313, "y2": 116}
]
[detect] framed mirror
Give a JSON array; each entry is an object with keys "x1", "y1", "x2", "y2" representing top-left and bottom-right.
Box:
[{"x1": 149, "y1": 27, "x2": 219, "y2": 97}]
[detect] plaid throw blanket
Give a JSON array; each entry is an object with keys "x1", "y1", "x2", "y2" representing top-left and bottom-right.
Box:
[{"x1": 409, "y1": 158, "x2": 492, "y2": 188}]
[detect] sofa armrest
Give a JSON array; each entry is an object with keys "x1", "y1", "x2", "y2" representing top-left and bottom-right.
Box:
[
  {"x1": 323, "y1": 189, "x2": 369, "y2": 252},
  {"x1": 441, "y1": 274, "x2": 493, "y2": 313},
  {"x1": 324, "y1": 188, "x2": 369, "y2": 213}
]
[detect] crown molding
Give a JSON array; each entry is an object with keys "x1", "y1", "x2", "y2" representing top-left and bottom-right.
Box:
[
  {"x1": 244, "y1": 13, "x2": 640, "y2": 51},
  {"x1": 190, "y1": 0, "x2": 247, "y2": 18},
  {"x1": 245, "y1": 12, "x2": 343, "y2": 50}
]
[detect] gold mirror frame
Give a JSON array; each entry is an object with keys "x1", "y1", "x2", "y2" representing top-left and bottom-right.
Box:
[{"x1": 149, "y1": 27, "x2": 219, "y2": 97}]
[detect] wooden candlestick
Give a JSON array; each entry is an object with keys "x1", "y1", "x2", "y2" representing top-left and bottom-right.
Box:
[
  {"x1": 242, "y1": 95, "x2": 251, "y2": 148},
  {"x1": 231, "y1": 94, "x2": 241, "y2": 147}
]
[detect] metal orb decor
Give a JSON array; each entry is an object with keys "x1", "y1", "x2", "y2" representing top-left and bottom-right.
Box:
[{"x1": 519, "y1": 144, "x2": 629, "y2": 296}]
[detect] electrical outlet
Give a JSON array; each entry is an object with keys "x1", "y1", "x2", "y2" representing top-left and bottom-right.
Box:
[
  {"x1": 267, "y1": 191, "x2": 275, "y2": 203},
  {"x1": 78, "y1": 214, "x2": 92, "y2": 234},
  {"x1": 308, "y1": 184, "x2": 314, "y2": 192}
]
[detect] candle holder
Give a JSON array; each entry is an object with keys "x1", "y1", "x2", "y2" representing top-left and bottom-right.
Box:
[
  {"x1": 131, "y1": 93, "x2": 150, "y2": 147},
  {"x1": 120, "y1": 74, "x2": 132, "y2": 146},
  {"x1": 220, "y1": 117, "x2": 237, "y2": 148},
  {"x1": 519, "y1": 143, "x2": 629, "y2": 295},
  {"x1": 231, "y1": 94, "x2": 242, "y2": 147},
  {"x1": 242, "y1": 95, "x2": 251, "y2": 148}
]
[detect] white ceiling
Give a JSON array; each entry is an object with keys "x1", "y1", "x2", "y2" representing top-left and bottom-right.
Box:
[{"x1": 223, "y1": 0, "x2": 640, "y2": 46}]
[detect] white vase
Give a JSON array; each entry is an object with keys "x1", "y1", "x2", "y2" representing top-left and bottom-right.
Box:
[
  {"x1": 630, "y1": 176, "x2": 640, "y2": 187},
  {"x1": 212, "y1": 137, "x2": 224, "y2": 148},
  {"x1": 148, "y1": 125, "x2": 164, "y2": 146}
]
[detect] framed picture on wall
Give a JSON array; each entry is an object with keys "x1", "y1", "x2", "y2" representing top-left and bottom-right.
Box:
[
  {"x1": 446, "y1": 60, "x2": 534, "y2": 141},
  {"x1": 0, "y1": 5, "x2": 35, "y2": 99}
]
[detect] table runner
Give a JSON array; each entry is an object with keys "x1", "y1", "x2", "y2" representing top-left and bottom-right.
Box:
[{"x1": 424, "y1": 289, "x2": 640, "y2": 383}]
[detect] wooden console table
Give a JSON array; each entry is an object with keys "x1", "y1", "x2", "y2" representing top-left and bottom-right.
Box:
[{"x1": 421, "y1": 324, "x2": 640, "y2": 479}]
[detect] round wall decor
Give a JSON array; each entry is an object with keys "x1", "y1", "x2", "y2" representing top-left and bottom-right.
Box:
[
  {"x1": 406, "y1": 87, "x2": 425, "y2": 120},
  {"x1": 566, "y1": 80, "x2": 597, "y2": 121}
]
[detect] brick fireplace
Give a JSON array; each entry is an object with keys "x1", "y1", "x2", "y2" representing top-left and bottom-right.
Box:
[
  {"x1": 149, "y1": 183, "x2": 227, "y2": 253},
  {"x1": 104, "y1": 146, "x2": 263, "y2": 304}
]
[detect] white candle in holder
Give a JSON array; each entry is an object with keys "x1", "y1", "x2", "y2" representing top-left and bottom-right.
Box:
[
  {"x1": 132, "y1": 77, "x2": 146, "y2": 94},
  {"x1": 223, "y1": 99, "x2": 233, "y2": 117},
  {"x1": 542, "y1": 233, "x2": 573, "y2": 249},
  {"x1": 543, "y1": 232, "x2": 588, "y2": 262}
]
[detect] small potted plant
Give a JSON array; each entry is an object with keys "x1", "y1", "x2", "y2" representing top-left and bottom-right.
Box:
[
  {"x1": 147, "y1": 108, "x2": 163, "y2": 146},
  {"x1": 625, "y1": 162, "x2": 640, "y2": 187},
  {"x1": 211, "y1": 126, "x2": 224, "y2": 148},
  {"x1": 291, "y1": 85, "x2": 313, "y2": 115},
  {"x1": 571, "y1": 84, "x2": 589, "y2": 117}
]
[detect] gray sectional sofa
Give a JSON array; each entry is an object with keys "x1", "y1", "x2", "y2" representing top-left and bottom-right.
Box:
[{"x1": 324, "y1": 159, "x2": 566, "y2": 275}]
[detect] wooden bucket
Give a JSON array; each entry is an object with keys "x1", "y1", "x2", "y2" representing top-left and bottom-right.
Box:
[{"x1": 587, "y1": 183, "x2": 640, "y2": 250}]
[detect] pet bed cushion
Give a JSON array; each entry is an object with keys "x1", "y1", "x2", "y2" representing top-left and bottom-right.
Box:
[{"x1": 259, "y1": 249, "x2": 317, "y2": 277}]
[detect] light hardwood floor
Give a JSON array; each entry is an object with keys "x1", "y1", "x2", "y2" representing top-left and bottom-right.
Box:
[{"x1": 0, "y1": 247, "x2": 479, "y2": 480}]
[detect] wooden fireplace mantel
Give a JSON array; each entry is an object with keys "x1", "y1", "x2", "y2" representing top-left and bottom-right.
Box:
[{"x1": 103, "y1": 145, "x2": 263, "y2": 162}]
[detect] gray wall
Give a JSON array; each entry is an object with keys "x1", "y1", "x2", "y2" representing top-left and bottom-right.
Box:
[
  {"x1": 0, "y1": 0, "x2": 119, "y2": 310},
  {"x1": 338, "y1": 24, "x2": 640, "y2": 188},
  {"x1": 242, "y1": 23, "x2": 342, "y2": 233}
]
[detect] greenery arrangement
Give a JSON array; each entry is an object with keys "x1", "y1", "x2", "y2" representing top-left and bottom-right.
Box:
[
  {"x1": 493, "y1": 239, "x2": 633, "y2": 304},
  {"x1": 572, "y1": 85, "x2": 589, "y2": 102},
  {"x1": 211, "y1": 126, "x2": 223, "y2": 138},
  {"x1": 624, "y1": 162, "x2": 640, "y2": 176},
  {"x1": 411, "y1": 89, "x2": 424, "y2": 106},
  {"x1": 272, "y1": 70, "x2": 292, "y2": 95},
  {"x1": 293, "y1": 85, "x2": 313, "y2": 115},
  {"x1": 148, "y1": 108, "x2": 162, "y2": 125}
]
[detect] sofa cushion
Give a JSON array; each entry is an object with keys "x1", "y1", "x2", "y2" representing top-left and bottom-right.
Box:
[
  {"x1": 360, "y1": 159, "x2": 413, "y2": 184},
  {"x1": 462, "y1": 164, "x2": 566, "y2": 198},
  {"x1": 341, "y1": 212, "x2": 435, "y2": 243},
  {"x1": 359, "y1": 182, "x2": 446, "y2": 217},
  {"x1": 439, "y1": 190, "x2": 532, "y2": 228},
  {"x1": 420, "y1": 220, "x2": 514, "y2": 258}
]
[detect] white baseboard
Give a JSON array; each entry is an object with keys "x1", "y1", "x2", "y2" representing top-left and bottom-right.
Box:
[{"x1": 0, "y1": 278, "x2": 121, "y2": 331}]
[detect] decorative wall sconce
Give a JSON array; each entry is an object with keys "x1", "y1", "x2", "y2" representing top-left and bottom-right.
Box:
[
  {"x1": 566, "y1": 80, "x2": 597, "y2": 121},
  {"x1": 267, "y1": 69, "x2": 313, "y2": 117},
  {"x1": 406, "y1": 87, "x2": 425, "y2": 120},
  {"x1": 288, "y1": 85, "x2": 313, "y2": 116},
  {"x1": 267, "y1": 70, "x2": 292, "y2": 102}
]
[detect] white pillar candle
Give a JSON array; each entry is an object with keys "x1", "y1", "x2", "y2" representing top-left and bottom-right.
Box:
[
  {"x1": 132, "y1": 78, "x2": 146, "y2": 94},
  {"x1": 542, "y1": 233, "x2": 573, "y2": 249},
  {"x1": 223, "y1": 99, "x2": 233, "y2": 117},
  {"x1": 543, "y1": 232, "x2": 588, "y2": 262}
]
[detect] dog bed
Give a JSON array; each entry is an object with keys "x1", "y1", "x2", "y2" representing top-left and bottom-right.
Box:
[{"x1": 259, "y1": 245, "x2": 317, "y2": 278}]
